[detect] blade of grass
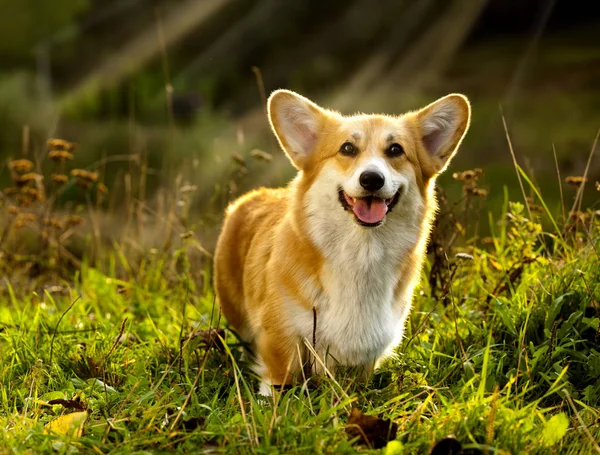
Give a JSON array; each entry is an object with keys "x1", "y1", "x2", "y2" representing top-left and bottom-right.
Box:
[{"x1": 552, "y1": 144, "x2": 566, "y2": 225}]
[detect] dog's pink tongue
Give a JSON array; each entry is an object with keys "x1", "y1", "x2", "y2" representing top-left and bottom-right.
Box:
[{"x1": 352, "y1": 197, "x2": 388, "y2": 224}]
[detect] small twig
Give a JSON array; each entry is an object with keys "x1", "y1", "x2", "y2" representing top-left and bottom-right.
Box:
[
  {"x1": 105, "y1": 317, "x2": 128, "y2": 362},
  {"x1": 178, "y1": 279, "x2": 190, "y2": 379},
  {"x1": 170, "y1": 294, "x2": 220, "y2": 432},
  {"x1": 444, "y1": 252, "x2": 468, "y2": 363},
  {"x1": 251, "y1": 66, "x2": 268, "y2": 114},
  {"x1": 103, "y1": 317, "x2": 128, "y2": 410},
  {"x1": 500, "y1": 106, "x2": 532, "y2": 220},
  {"x1": 252, "y1": 66, "x2": 279, "y2": 156},
  {"x1": 571, "y1": 126, "x2": 600, "y2": 217},
  {"x1": 303, "y1": 339, "x2": 350, "y2": 410},
  {"x1": 403, "y1": 263, "x2": 459, "y2": 353},
  {"x1": 312, "y1": 306, "x2": 317, "y2": 370},
  {"x1": 49, "y1": 296, "x2": 80, "y2": 365}
]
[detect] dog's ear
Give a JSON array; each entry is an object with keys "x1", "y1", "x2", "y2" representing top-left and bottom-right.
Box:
[
  {"x1": 268, "y1": 90, "x2": 326, "y2": 169},
  {"x1": 415, "y1": 94, "x2": 470, "y2": 176}
]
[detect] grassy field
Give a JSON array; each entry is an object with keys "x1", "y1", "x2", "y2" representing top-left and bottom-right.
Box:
[{"x1": 0, "y1": 138, "x2": 599, "y2": 454}]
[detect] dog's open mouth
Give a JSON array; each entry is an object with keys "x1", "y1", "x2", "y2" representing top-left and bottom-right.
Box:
[{"x1": 338, "y1": 188, "x2": 401, "y2": 227}]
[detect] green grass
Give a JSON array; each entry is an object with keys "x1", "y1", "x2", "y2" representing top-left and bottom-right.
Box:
[{"x1": 1, "y1": 182, "x2": 600, "y2": 454}]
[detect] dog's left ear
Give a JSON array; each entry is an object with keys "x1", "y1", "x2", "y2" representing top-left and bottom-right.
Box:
[
  {"x1": 268, "y1": 90, "x2": 326, "y2": 170},
  {"x1": 415, "y1": 94, "x2": 471, "y2": 176}
]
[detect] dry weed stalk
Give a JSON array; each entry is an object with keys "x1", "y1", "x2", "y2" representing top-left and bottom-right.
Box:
[{"x1": 0, "y1": 138, "x2": 107, "y2": 286}]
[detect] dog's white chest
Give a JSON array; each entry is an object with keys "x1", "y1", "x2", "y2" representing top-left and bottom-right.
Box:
[
  {"x1": 316, "y1": 293, "x2": 402, "y2": 366},
  {"x1": 306, "y1": 238, "x2": 409, "y2": 366}
]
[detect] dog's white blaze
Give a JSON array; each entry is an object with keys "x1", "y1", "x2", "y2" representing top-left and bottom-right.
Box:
[
  {"x1": 343, "y1": 156, "x2": 401, "y2": 198},
  {"x1": 298, "y1": 162, "x2": 425, "y2": 369}
]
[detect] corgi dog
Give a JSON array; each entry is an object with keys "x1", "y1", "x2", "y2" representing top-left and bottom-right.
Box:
[{"x1": 214, "y1": 90, "x2": 470, "y2": 394}]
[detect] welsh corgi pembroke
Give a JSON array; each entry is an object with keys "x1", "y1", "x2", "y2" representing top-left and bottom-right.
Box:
[{"x1": 214, "y1": 90, "x2": 470, "y2": 394}]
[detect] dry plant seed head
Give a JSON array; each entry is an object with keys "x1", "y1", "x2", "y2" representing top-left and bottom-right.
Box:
[
  {"x1": 48, "y1": 218, "x2": 64, "y2": 230},
  {"x1": 452, "y1": 168, "x2": 483, "y2": 183},
  {"x1": 71, "y1": 169, "x2": 98, "y2": 182},
  {"x1": 595, "y1": 181, "x2": 600, "y2": 191},
  {"x1": 530, "y1": 204, "x2": 543, "y2": 213},
  {"x1": 565, "y1": 176, "x2": 587, "y2": 187},
  {"x1": 465, "y1": 187, "x2": 488, "y2": 197},
  {"x1": 22, "y1": 187, "x2": 43, "y2": 201},
  {"x1": 66, "y1": 215, "x2": 85, "y2": 227},
  {"x1": 232, "y1": 153, "x2": 245, "y2": 167},
  {"x1": 17, "y1": 213, "x2": 37, "y2": 223},
  {"x1": 49, "y1": 150, "x2": 74, "y2": 162},
  {"x1": 3, "y1": 187, "x2": 20, "y2": 196},
  {"x1": 16, "y1": 173, "x2": 43, "y2": 187},
  {"x1": 47, "y1": 138, "x2": 76, "y2": 152},
  {"x1": 16, "y1": 195, "x2": 33, "y2": 207},
  {"x1": 51, "y1": 174, "x2": 68, "y2": 184},
  {"x1": 180, "y1": 231, "x2": 193, "y2": 240},
  {"x1": 455, "y1": 252, "x2": 474, "y2": 261},
  {"x1": 76, "y1": 180, "x2": 93, "y2": 190},
  {"x1": 180, "y1": 184, "x2": 197, "y2": 194},
  {"x1": 97, "y1": 183, "x2": 108, "y2": 194},
  {"x1": 568, "y1": 210, "x2": 589, "y2": 221},
  {"x1": 524, "y1": 196, "x2": 543, "y2": 213},
  {"x1": 250, "y1": 149, "x2": 273, "y2": 162},
  {"x1": 9, "y1": 159, "x2": 34, "y2": 173}
]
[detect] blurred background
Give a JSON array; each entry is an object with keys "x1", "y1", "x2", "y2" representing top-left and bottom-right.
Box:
[{"x1": 0, "y1": 0, "x2": 599, "y2": 251}]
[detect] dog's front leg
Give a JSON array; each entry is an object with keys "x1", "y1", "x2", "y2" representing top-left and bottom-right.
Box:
[{"x1": 256, "y1": 328, "x2": 302, "y2": 395}]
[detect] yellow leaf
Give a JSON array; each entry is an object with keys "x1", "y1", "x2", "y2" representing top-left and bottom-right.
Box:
[
  {"x1": 44, "y1": 411, "x2": 88, "y2": 438},
  {"x1": 542, "y1": 412, "x2": 569, "y2": 447},
  {"x1": 488, "y1": 257, "x2": 503, "y2": 271}
]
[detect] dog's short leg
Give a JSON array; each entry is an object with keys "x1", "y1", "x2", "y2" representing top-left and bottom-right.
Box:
[{"x1": 256, "y1": 330, "x2": 301, "y2": 394}]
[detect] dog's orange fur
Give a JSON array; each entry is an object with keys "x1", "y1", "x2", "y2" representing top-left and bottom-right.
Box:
[{"x1": 214, "y1": 90, "x2": 470, "y2": 392}]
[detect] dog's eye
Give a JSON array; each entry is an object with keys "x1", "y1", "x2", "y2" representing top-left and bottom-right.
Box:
[
  {"x1": 339, "y1": 142, "x2": 357, "y2": 156},
  {"x1": 387, "y1": 143, "x2": 404, "y2": 157}
]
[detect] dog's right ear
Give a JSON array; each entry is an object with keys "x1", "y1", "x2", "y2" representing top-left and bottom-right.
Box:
[{"x1": 268, "y1": 90, "x2": 326, "y2": 169}]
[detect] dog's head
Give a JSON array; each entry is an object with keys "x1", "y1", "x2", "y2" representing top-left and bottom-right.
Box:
[{"x1": 268, "y1": 90, "x2": 470, "y2": 228}]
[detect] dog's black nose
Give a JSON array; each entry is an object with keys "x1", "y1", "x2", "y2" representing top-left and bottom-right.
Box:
[{"x1": 359, "y1": 170, "x2": 385, "y2": 192}]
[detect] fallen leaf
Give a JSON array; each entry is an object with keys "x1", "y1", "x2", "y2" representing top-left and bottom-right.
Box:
[
  {"x1": 91, "y1": 378, "x2": 117, "y2": 393},
  {"x1": 384, "y1": 440, "x2": 405, "y2": 455},
  {"x1": 488, "y1": 257, "x2": 503, "y2": 271},
  {"x1": 184, "y1": 328, "x2": 226, "y2": 352},
  {"x1": 429, "y1": 436, "x2": 462, "y2": 455},
  {"x1": 48, "y1": 399, "x2": 86, "y2": 412},
  {"x1": 345, "y1": 407, "x2": 398, "y2": 449},
  {"x1": 44, "y1": 411, "x2": 88, "y2": 437},
  {"x1": 182, "y1": 416, "x2": 206, "y2": 432},
  {"x1": 565, "y1": 176, "x2": 587, "y2": 186},
  {"x1": 542, "y1": 412, "x2": 569, "y2": 447}
]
